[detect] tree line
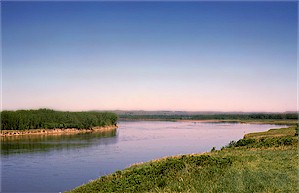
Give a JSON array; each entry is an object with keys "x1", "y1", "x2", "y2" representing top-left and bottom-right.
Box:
[
  {"x1": 119, "y1": 113, "x2": 298, "y2": 120},
  {"x1": 1, "y1": 109, "x2": 118, "y2": 130}
]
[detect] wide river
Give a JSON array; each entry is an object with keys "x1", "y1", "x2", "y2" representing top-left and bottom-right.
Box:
[{"x1": 1, "y1": 121, "x2": 285, "y2": 192}]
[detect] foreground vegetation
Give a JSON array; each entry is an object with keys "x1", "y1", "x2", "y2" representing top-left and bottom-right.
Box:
[
  {"x1": 1, "y1": 109, "x2": 118, "y2": 130},
  {"x1": 68, "y1": 125, "x2": 298, "y2": 193}
]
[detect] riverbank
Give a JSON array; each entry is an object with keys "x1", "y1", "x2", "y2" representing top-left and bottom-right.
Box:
[
  {"x1": 67, "y1": 125, "x2": 298, "y2": 193},
  {"x1": 119, "y1": 118, "x2": 298, "y2": 125},
  {"x1": 177, "y1": 119, "x2": 298, "y2": 125},
  {"x1": 0, "y1": 125, "x2": 118, "y2": 137}
]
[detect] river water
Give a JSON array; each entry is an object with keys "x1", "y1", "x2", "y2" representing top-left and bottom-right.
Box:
[{"x1": 1, "y1": 121, "x2": 284, "y2": 192}]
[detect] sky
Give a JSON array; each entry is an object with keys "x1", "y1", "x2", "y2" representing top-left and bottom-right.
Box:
[{"x1": 2, "y1": 1, "x2": 298, "y2": 112}]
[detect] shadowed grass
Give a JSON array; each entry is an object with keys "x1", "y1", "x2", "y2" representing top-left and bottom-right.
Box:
[{"x1": 67, "y1": 126, "x2": 298, "y2": 193}]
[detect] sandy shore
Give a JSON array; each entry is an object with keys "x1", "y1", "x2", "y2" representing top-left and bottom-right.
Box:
[{"x1": 0, "y1": 125, "x2": 118, "y2": 137}]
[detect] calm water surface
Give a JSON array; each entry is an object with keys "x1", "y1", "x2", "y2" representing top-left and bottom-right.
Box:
[{"x1": 1, "y1": 121, "x2": 285, "y2": 192}]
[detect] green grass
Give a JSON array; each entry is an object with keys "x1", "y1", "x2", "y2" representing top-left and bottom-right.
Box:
[
  {"x1": 67, "y1": 126, "x2": 298, "y2": 193},
  {"x1": 244, "y1": 125, "x2": 298, "y2": 138}
]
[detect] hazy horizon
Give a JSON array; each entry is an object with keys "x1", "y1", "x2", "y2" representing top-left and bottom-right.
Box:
[
  {"x1": 2, "y1": 1, "x2": 297, "y2": 112},
  {"x1": 1, "y1": 108, "x2": 297, "y2": 114}
]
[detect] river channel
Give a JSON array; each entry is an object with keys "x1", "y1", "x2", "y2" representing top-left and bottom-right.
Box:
[{"x1": 1, "y1": 121, "x2": 285, "y2": 192}]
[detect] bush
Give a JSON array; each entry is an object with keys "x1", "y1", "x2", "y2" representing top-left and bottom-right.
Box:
[
  {"x1": 223, "y1": 136, "x2": 296, "y2": 149},
  {"x1": 235, "y1": 138, "x2": 256, "y2": 147}
]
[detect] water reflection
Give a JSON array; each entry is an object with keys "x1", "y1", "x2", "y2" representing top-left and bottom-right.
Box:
[{"x1": 1, "y1": 129, "x2": 117, "y2": 155}]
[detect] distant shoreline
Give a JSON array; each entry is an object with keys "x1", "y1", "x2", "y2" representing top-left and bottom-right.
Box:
[
  {"x1": 176, "y1": 119, "x2": 296, "y2": 125},
  {"x1": 0, "y1": 125, "x2": 118, "y2": 137},
  {"x1": 119, "y1": 118, "x2": 297, "y2": 125},
  {"x1": 177, "y1": 119, "x2": 232, "y2": 123}
]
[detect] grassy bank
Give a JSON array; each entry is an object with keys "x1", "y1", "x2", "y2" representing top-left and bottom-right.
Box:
[{"x1": 68, "y1": 125, "x2": 298, "y2": 193}]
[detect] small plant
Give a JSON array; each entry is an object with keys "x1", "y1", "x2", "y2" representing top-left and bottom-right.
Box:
[
  {"x1": 225, "y1": 140, "x2": 237, "y2": 148},
  {"x1": 210, "y1": 147, "x2": 216, "y2": 152},
  {"x1": 235, "y1": 138, "x2": 256, "y2": 147}
]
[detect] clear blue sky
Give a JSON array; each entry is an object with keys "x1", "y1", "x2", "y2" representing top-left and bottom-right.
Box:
[{"x1": 2, "y1": 1, "x2": 297, "y2": 112}]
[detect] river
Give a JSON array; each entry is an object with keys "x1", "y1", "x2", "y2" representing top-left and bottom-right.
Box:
[{"x1": 1, "y1": 121, "x2": 285, "y2": 192}]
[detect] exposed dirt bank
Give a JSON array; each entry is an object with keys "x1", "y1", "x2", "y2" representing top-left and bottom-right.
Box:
[{"x1": 0, "y1": 125, "x2": 118, "y2": 137}]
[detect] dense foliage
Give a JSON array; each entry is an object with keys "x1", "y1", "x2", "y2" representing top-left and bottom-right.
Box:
[
  {"x1": 224, "y1": 136, "x2": 296, "y2": 148},
  {"x1": 1, "y1": 109, "x2": 118, "y2": 130},
  {"x1": 119, "y1": 113, "x2": 298, "y2": 120}
]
